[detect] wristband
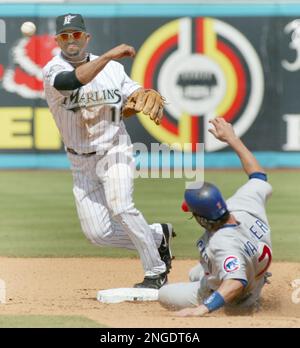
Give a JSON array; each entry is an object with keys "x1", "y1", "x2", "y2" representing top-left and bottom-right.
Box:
[
  {"x1": 203, "y1": 291, "x2": 225, "y2": 312},
  {"x1": 249, "y1": 172, "x2": 267, "y2": 182}
]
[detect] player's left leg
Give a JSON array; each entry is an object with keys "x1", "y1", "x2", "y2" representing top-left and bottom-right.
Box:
[
  {"x1": 98, "y1": 133, "x2": 168, "y2": 284},
  {"x1": 159, "y1": 264, "x2": 214, "y2": 309}
]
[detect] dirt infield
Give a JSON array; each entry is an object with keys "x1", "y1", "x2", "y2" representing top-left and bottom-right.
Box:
[{"x1": 0, "y1": 258, "x2": 300, "y2": 328}]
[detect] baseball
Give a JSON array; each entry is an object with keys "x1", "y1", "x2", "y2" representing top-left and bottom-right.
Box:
[{"x1": 21, "y1": 22, "x2": 36, "y2": 37}]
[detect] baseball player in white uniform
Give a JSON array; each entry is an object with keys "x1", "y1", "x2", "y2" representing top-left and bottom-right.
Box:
[
  {"x1": 159, "y1": 118, "x2": 273, "y2": 316},
  {"x1": 42, "y1": 13, "x2": 175, "y2": 289}
]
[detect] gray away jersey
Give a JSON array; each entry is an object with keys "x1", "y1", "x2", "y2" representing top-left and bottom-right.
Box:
[
  {"x1": 197, "y1": 178, "x2": 273, "y2": 304},
  {"x1": 42, "y1": 53, "x2": 140, "y2": 154}
]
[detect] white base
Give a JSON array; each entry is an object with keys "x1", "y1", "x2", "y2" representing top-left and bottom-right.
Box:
[{"x1": 97, "y1": 288, "x2": 159, "y2": 304}]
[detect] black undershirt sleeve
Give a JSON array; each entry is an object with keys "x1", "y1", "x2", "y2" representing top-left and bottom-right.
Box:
[{"x1": 53, "y1": 70, "x2": 84, "y2": 90}]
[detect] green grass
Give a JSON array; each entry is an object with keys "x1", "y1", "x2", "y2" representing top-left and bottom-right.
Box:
[
  {"x1": 0, "y1": 315, "x2": 105, "y2": 328},
  {"x1": 0, "y1": 170, "x2": 299, "y2": 261}
]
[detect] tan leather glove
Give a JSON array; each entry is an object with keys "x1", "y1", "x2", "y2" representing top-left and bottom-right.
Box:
[{"x1": 122, "y1": 88, "x2": 165, "y2": 125}]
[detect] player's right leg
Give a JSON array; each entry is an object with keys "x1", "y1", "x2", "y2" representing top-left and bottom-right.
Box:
[
  {"x1": 98, "y1": 135, "x2": 169, "y2": 285},
  {"x1": 68, "y1": 149, "x2": 174, "y2": 288},
  {"x1": 68, "y1": 152, "x2": 166, "y2": 251},
  {"x1": 68, "y1": 151, "x2": 134, "y2": 248},
  {"x1": 73, "y1": 183, "x2": 168, "y2": 250}
]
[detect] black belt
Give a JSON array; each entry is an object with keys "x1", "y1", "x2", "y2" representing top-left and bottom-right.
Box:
[{"x1": 67, "y1": 147, "x2": 96, "y2": 156}]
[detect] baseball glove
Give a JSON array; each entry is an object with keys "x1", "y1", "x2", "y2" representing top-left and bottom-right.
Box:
[{"x1": 122, "y1": 88, "x2": 165, "y2": 125}]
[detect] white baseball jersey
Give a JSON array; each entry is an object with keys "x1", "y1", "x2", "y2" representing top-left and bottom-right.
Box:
[
  {"x1": 197, "y1": 178, "x2": 272, "y2": 305},
  {"x1": 42, "y1": 52, "x2": 166, "y2": 277},
  {"x1": 43, "y1": 53, "x2": 140, "y2": 154}
]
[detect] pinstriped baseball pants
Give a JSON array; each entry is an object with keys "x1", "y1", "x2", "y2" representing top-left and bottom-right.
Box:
[{"x1": 67, "y1": 137, "x2": 166, "y2": 277}]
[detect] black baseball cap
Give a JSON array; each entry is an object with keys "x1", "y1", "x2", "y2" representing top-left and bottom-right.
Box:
[{"x1": 56, "y1": 13, "x2": 86, "y2": 34}]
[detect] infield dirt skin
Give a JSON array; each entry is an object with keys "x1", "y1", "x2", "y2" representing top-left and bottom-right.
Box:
[{"x1": 0, "y1": 258, "x2": 300, "y2": 328}]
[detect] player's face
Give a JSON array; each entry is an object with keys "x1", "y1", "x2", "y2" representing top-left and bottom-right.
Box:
[{"x1": 55, "y1": 29, "x2": 90, "y2": 58}]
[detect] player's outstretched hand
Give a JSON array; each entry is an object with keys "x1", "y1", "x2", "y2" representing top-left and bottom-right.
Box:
[
  {"x1": 105, "y1": 44, "x2": 136, "y2": 60},
  {"x1": 174, "y1": 305, "x2": 209, "y2": 317},
  {"x1": 208, "y1": 117, "x2": 238, "y2": 144}
]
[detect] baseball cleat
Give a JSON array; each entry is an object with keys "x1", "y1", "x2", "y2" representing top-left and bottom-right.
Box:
[
  {"x1": 133, "y1": 272, "x2": 168, "y2": 289},
  {"x1": 158, "y1": 223, "x2": 176, "y2": 274}
]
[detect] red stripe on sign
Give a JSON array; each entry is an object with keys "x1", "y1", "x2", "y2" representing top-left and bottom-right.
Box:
[
  {"x1": 195, "y1": 17, "x2": 204, "y2": 53},
  {"x1": 193, "y1": 19, "x2": 203, "y2": 151},
  {"x1": 217, "y1": 40, "x2": 246, "y2": 122},
  {"x1": 0, "y1": 64, "x2": 4, "y2": 80},
  {"x1": 191, "y1": 116, "x2": 199, "y2": 152},
  {"x1": 144, "y1": 35, "x2": 178, "y2": 89},
  {"x1": 160, "y1": 115, "x2": 179, "y2": 135},
  {"x1": 144, "y1": 34, "x2": 178, "y2": 135}
]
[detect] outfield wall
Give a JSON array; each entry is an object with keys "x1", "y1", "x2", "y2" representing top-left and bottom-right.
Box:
[{"x1": 0, "y1": 2, "x2": 300, "y2": 168}]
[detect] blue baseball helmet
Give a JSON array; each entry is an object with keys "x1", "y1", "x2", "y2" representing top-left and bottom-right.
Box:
[{"x1": 183, "y1": 182, "x2": 228, "y2": 221}]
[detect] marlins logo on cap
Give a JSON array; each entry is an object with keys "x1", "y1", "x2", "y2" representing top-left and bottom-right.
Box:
[
  {"x1": 63, "y1": 15, "x2": 76, "y2": 25},
  {"x1": 56, "y1": 13, "x2": 86, "y2": 34}
]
